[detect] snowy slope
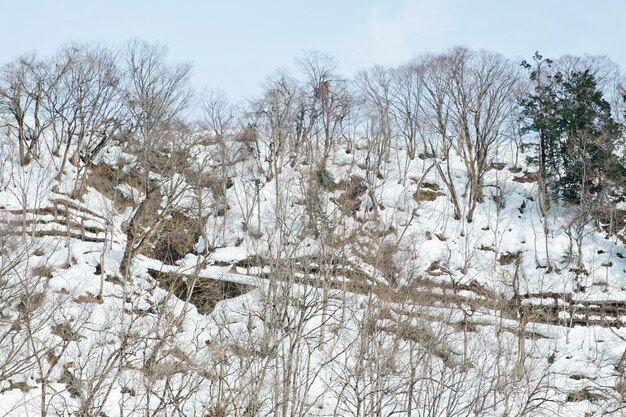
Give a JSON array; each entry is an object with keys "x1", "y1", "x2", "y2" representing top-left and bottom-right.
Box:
[{"x1": 1, "y1": 124, "x2": 626, "y2": 417}]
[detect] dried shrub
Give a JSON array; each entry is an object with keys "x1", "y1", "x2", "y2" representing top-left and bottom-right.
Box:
[
  {"x1": 144, "y1": 211, "x2": 202, "y2": 264},
  {"x1": 32, "y1": 264, "x2": 53, "y2": 279}
]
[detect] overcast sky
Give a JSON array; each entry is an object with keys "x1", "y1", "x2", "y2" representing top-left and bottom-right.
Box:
[{"x1": 0, "y1": 1, "x2": 623, "y2": 101}]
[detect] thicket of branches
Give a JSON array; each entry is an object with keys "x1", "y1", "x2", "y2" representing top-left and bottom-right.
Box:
[{"x1": 1, "y1": 40, "x2": 626, "y2": 415}]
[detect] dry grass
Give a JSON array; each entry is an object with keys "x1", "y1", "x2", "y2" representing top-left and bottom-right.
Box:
[{"x1": 147, "y1": 269, "x2": 252, "y2": 314}]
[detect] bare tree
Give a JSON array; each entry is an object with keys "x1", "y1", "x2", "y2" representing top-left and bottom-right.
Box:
[
  {"x1": 297, "y1": 51, "x2": 351, "y2": 168},
  {"x1": 119, "y1": 122, "x2": 196, "y2": 279},
  {"x1": 123, "y1": 39, "x2": 192, "y2": 145},
  {"x1": 0, "y1": 53, "x2": 50, "y2": 166},
  {"x1": 355, "y1": 65, "x2": 395, "y2": 177},
  {"x1": 446, "y1": 48, "x2": 520, "y2": 223},
  {"x1": 118, "y1": 40, "x2": 194, "y2": 279},
  {"x1": 50, "y1": 44, "x2": 124, "y2": 196},
  {"x1": 391, "y1": 61, "x2": 427, "y2": 184},
  {"x1": 422, "y1": 52, "x2": 463, "y2": 221},
  {"x1": 199, "y1": 89, "x2": 238, "y2": 247}
]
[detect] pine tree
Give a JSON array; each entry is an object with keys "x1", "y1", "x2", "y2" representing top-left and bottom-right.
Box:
[
  {"x1": 556, "y1": 70, "x2": 623, "y2": 203},
  {"x1": 521, "y1": 58, "x2": 624, "y2": 205}
]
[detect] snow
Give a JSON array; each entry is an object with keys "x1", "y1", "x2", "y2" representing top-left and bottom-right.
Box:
[{"x1": 0, "y1": 123, "x2": 626, "y2": 416}]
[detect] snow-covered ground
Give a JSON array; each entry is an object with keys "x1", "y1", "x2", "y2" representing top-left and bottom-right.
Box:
[{"x1": 1, "y1": 124, "x2": 626, "y2": 417}]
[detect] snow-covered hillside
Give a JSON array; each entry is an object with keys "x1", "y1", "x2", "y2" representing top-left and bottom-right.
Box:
[
  {"x1": 0, "y1": 128, "x2": 624, "y2": 417},
  {"x1": 1, "y1": 42, "x2": 626, "y2": 417}
]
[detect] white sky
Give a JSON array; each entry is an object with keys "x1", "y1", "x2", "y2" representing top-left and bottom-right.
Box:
[{"x1": 0, "y1": 0, "x2": 624, "y2": 102}]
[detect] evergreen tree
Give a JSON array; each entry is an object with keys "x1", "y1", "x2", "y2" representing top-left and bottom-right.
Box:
[{"x1": 521, "y1": 57, "x2": 624, "y2": 205}]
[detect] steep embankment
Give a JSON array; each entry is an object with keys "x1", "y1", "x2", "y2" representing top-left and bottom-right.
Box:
[{"x1": 1, "y1": 136, "x2": 626, "y2": 416}]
